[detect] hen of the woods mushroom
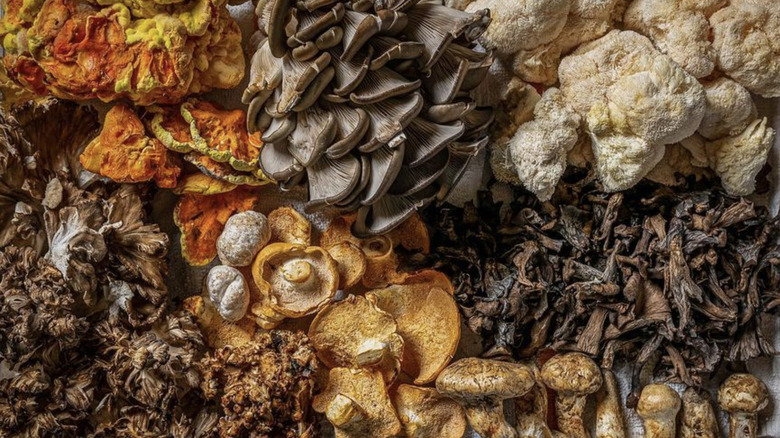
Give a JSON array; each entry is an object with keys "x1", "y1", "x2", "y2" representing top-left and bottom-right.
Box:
[{"x1": 244, "y1": 0, "x2": 495, "y2": 235}]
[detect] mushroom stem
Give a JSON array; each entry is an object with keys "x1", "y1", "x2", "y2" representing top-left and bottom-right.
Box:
[
  {"x1": 556, "y1": 395, "x2": 589, "y2": 438},
  {"x1": 596, "y1": 369, "x2": 626, "y2": 438},
  {"x1": 463, "y1": 402, "x2": 517, "y2": 438},
  {"x1": 540, "y1": 353, "x2": 603, "y2": 438},
  {"x1": 356, "y1": 338, "x2": 389, "y2": 366},
  {"x1": 718, "y1": 374, "x2": 769, "y2": 438},
  {"x1": 680, "y1": 387, "x2": 718, "y2": 438},
  {"x1": 728, "y1": 412, "x2": 759, "y2": 438},
  {"x1": 281, "y1": 259, "x2": 314, "y2": 283},
  {"x1": 327, "y1": 393, "x2": 367, "y2": 427}
]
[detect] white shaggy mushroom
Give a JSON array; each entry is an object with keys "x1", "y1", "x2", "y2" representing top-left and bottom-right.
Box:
[
  {"x1": 698, "y1": 78, "x2": 758, "y2": 140},
  {"x1": 217, "y1": 211, "x2": 271, "y2": 267},
  {"x1": 705, "y1": 118, "x2": 775, "y2": 196},
  {"x1": 205, "y1": 265, "x2": 251, "y2": 322}
]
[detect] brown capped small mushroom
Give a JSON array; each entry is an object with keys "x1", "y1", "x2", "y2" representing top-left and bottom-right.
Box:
[
  {"x1": 309, "y1": 294, "x2": 404, "y2": 383},
  {"x1": 718, "y1": 374, "x2": 769, "y2": 438},
  {"x1": 367, "y1": 270, "x2": 459, "y2": 384},
  {"x1": 268, "y1": 207, "x2": 312, "y2": 245},
  {"x1": 596, "y1": 369, "x2": 627, "y2": 438},
  {"x1": 681, "y1": 387, "x2": 719, "y2": 438},
  {"x1": 637, "y1": 383, "x2": 682, "y2": 438},
  {"x1": 515, "y1": 362, "x2": 554, "y2": 438},
  {"x1": 312, "y1": 367, "x2": 401, "y2": 438},
  {"x1": 436, "y1": 358, "x2": 535, "y2": 438},
  {"x1": 541, "y1": 352, "x2": 603, "y2": 438},
  {"x1": 250, "y1": 242, "x2": 339, "y2": 328},
  {"x1": 392, "y1": 384, "x2": 467, "y2": 438}
]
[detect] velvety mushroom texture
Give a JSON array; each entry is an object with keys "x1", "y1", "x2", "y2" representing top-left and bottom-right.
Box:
[{"x1": 244, "y1": 0, "x2": 495, "y2": 235}]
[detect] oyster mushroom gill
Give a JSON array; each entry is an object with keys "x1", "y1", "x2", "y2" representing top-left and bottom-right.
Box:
[{"x1": 244, "y1": 0, "x2": 494, "y2": 236}]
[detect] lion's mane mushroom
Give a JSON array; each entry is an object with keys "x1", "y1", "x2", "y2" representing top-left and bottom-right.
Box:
[
  {"x1": 367, "y1": 270, "x2": 460, "y2": 384},
  {"x1": 244, "y1": 0, "x2": 495, "y2": 235},
  {"x1": 204, "y1": 265, "x2": 251, "y2": 322},
  {"x1": 436, "y1": 358, "x2": 534, "y2": 438},
  {"x1": 309, "y1": 294, "x2": 404, "y2": 383},
  {"x1": 698, "y1": 78, "x2": 758, "y2": 141},
  {"x1": 637, "y1": 383, "x2": 682, "y2": 438},
  {"x1": 250, "y1": 242, "x2": 339, "y2": 328},
  {"x1": 392, "y1": 384, "x2": 467, "y2": 438},
  {"x1": 540, "y1": 352, "x2": 603, "y2": 438},
  {"x1": 313, "y1": 367, "x2": 401, "y2": 438},
  {"x1": 718, "y1": 374, "x2": 770, "y2": 438},
  {"x1": 217, "y1": 211, "x2": 271, "y2": 267},
  {"x1": 681, "y1": 387, "x2": 719, "y2": 438}
]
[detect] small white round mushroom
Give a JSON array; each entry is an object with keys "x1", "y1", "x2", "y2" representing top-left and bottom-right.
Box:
[
  {"x1": 718, "y1": 373, "x2": 769, "y2": 438},
  {"x1": 204, "y1": 265, "x2": 250, "y2": 322},
  {"x1": 217, "y1": 211, "x2": 271, "y2": 267},
  {"x1": 540, "y1": 352, "x2": 603, "y2": 438},
  {"x1": 637, "y1": 383, "x2": 681, "y2": 438}
]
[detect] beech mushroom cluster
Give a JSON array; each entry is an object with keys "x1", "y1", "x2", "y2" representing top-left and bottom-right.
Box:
[{"x1": 244, "y1": 0, "x2": 496, "y2": 235}]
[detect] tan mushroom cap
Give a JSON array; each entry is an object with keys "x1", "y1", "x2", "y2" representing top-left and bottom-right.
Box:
[
  {"x1": 309, "y1": 294, "x2": 404, "y2": 383},
  {"x1": 718, "y1": 373, "x2": 770, "y2": 414},
  {"x1": 367, "y1": 270, "x2": 459, "y2": 384},
  {"x1": 541, "y1": 352, "x2": 603, "y2": 395},
  {"x1": 392, "y1": 384, "x2": 467, "y2": 438},
  {"x1": 250, "y1": 242, "x2": 338, "y2": 328},
  {"x1": 637, "y1": 384, "x2": 682, "y2": 420},
  {"x1": 436, "y1": 358, "x2": 535, "y2": 400},
  {"x1": 326, "y1": 241, "x2": 368, "y2": 290},
  {"x1": 312, "y1": 368, "x2": 401, "y2": 438},
  {"x1": 268, "y1": 207, "x2": 312, "y2": 245},
  {"x1": 183, "y1": 295, "x2": 255, "y2": 349}
]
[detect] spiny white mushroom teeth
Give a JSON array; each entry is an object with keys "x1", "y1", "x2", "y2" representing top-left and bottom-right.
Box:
[{"x1": 244, "y1": 0, "x2": 494, "y2": 236}]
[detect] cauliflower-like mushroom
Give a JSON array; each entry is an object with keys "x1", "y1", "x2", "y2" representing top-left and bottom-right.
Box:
[
  {"x1": 698, "y1": 78, "x2": 758, "y2": 140},
  {"x1": 710, "y1": 0, "x2": 780, "y2": 98},
  {"x1": 705, "y1": 118, "x2": 775, "y2": 196}
]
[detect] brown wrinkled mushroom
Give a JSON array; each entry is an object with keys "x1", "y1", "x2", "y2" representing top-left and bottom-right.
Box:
[
  {"x1": 637, "y1": 384, "x2": 682, "y2": 438},
  {"x1": 309, "y1": 294, "x2": 404, "y2": 383},
  {"x1": 183, "y1": 295, "x2": 255, "y2": 349},
  {"x1": 268, "y1": 206, "x2": 312, "y2": 245},
  {"x1": 367, "y1": 270, "x2": 459, "y2": 384},
  {"x1": 596, "y1": 369, "x2": 626, "y2": 438},
  {"x1": 436, "y1": 358, "x2": 534, "y2": 438},
  {"x1": 312, "y1": 368, "x2": 401, "y2": 438},
  {"x1": 515, "y1": 362, "x2": 555, "y2": 438},
  {"x1": 391, "y1": 384, "x2": 467, "y2": 438},
  {"x1": 250, "y1": 242, "x2": 339, "y2": 328},
  {"x1": 326, "y1": 241, "x2": 368, "y2": 290},
  {"x1": 541, "y1": 352, "x2": 603, "y2": 438},
  {"x1": 718, "y1": 374, "x2": 770, "y2": 438},
  {"x1": 681, "y1": 387, "x2": 719, "y2": 438}
]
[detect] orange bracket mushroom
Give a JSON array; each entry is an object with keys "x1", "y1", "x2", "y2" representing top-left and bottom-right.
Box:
[
  {"x1": 367, "y1": 270, "x2": 460, "y2": 384},
  {"x1": 250, "y1": 242, "x2": 339, "y2": 329},
  {"x1": 392, "y1": 384, "x2": 467, "y2": 438},
  {"x1": 309, "y1": 294, "x2": 404, "y2": 384}
]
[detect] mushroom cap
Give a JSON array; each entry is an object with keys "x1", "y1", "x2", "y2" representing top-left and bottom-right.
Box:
[
  {"x1": 367, "y1": 270, "x2": 459, "y2": 384},
  {"x1": 268, "y1": 207, "x2": 312, "y2": 245},
  {"x1": 718, "y1": 373, "x2": 770, "y2": 414},
  {"x1": 392, "y1": 384, "x2": 467, "y2": 438},
  {"x1": 183, "y1": 295, "x2": 256, "y2": 349},
  {"x1": 540, "y1": 352, "x2": 603, "y2": 395},
  {"x1": 251, "y1": 242, "x2": 339, "y2": 319},
  {"x1": 637, "y1": 384, "x2": 682, "y2": 420},
  {"x1": 309, "y1": 294, "x2": 404, "y2": 383},
  {"x1": 436, "y1": 358, "x2": 535, "y2": 401},
  {"x1": 326, "y1": 242, "x2": 368, "y2": 290}
]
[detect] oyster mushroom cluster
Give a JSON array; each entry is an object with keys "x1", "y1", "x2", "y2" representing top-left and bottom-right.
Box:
[{"x1": 244, "y1": 0, "x2": 495, "y2": 235}]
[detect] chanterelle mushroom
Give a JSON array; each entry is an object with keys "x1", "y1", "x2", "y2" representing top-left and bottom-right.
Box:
[
  {"x1": 250, "y1": 242, "x2": 339, "y2": 328},
  {"x1": 637, "y1": 383, "x2": 682, "y2": 438},
  {"x1": 540, "y1": 352, "x2": 602, "y2": 438},
  {"x1": 392, "y1": 384, "x2": 467, "y2": 438},
  {"x1": 436, "y1": 358, "x2": 534, "y2": 438},
  {"x1": 718, "y1": 373, "x2": 770, "y2": 438}
]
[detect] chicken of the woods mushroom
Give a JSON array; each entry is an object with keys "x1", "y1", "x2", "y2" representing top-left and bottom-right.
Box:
[{"x1": 243, "y1": 0, "x2": 495, "y2": 235}]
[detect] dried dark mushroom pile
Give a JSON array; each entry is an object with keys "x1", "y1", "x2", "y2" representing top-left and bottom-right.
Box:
[{"x1": 415, "y1": 172, "x2": 780, "y2": 394}]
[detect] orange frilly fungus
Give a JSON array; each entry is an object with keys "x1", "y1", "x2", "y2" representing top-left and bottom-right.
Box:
[
  {"x1": 173, "y1": 187, "x2": 261, "y2": 266},
  {"x1": 80, "y1": 104, "x2": 181, "y2": 187},
  {"x1": 183, "y1": 100, "x2": 260, "y2": 170}
]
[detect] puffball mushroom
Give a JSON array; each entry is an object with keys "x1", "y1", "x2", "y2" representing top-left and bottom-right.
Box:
[
  {"x1": 705, "y1": 118, "x2": 775, "y2": 196},
  {"x1": 718, "y1": 373, "x2": 770, "y2": 438},
  {"x1": 392, "y1": 384, "x2": 467, "y2": 438},
  {"x1": 436, "y1": 358, "x2": 535, "y2": 438},
  {"x1": 540, "y1": 352, "x2": 602, "y2": 438},
  {"x1": 636, "y1": 383, "x2": 682, "y2": 438},
  {"x1": 217, "y1": 211, "x2": 271, "y2": 267},
  {"x1": 680, "y1": 387, "x2": 719, "y2": 438},
  {"x1": 204, "y1": 265, "x2": 251, "y2": 322},
  {"x1": 698, "y1": 78, "x2": 758, "y2": 141},
  {"x1": 595, "y1": 369, "x2": 626, "y2": 438}
]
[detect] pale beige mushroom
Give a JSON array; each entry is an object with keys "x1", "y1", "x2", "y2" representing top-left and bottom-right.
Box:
[
  {"x1": 391, "y1": 384, "x2": 467, "y2": 438},
  {"x1": 325, "y1": 241, "x2": 367, "y2": 290},
  {"x1": 596, "y1": 369, "x2": 626, "y2": 438},
  {"x1": 515, "y1": 362, "x2": 554, "y2": 438},
  {"x1": 540, "y1": 352, "x2": 603, "y2": 438},
  {"x1": 183, "y1": 295, "x2": 255, "y2": 349},
  {"x1": 250, "y1": 242, "x2": 339, "y2": 328},
  {"x1": 436, "y1": 358, "x2": 535, "y2": 438},
  {"x1": 681, "y1": 387, "x2": 719, "y2": 438},
  {"x1": 637, "y1": 383, "x2": 682, "y2": 438},
  {"x1": 718, "y1": 374, "x2": 770, "y2": 438},
  {"x1": 312, "y1": 367, "x2": 401, "y2": 438},
  {"x1": 268, "y1": 207, "x2": 311, "y2": 245},
  {"x1": 309, "y1": 294, "x2": 404, "y2": 383}
]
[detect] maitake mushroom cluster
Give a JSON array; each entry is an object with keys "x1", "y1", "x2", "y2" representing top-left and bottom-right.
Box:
[
  {"x1": 244, "y1": 0, "x2": 496, "y2": 235},
  {"x1": 0, "y1": 0, "x2": 244, "y2": 105}
]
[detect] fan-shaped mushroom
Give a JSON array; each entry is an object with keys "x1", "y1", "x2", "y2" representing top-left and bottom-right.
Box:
[
  {"x1": 250, "y1": 242, "x2": 339, "y2": 328},
  {"x1": 392, "y1": 384, "x2": 467, "y2": 438},
  {"x1": 326, "y1": 242, "x2": 368, "y2": 290}
]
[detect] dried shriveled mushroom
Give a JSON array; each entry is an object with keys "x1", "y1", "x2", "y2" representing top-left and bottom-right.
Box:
[
  {"x1": 312, "y1": 367, "x2": 401, "y2": 438},
  {"x1": 637, "y1": 384, "x2": 682, "y2": 438},
  {"x1": 681, "y1": 387, "x2": 719, "y2": 438},
  {"x1": 718, "y1": 374, "x2": 770, "y2": 438},
  {"x1": 436, "y1": 358, "x2": 534, "y2": 438},
  {"x1": 268, "y1": 206, "x2": 312, "y2": 245},
  {"x1": 204, "y1": 265, "x2": 251, "y2": 322},
  {"x1": 184, "y1": 295, "x2": 255, "y2": 349},
  {"x1": 392, "y1": 384, "x2": 467, "y2": 438},
  {"x1": 173, "y1": 173, "x2": 238, "y2": 196},
  {"x1": 367, "y1": 270, "x2": 459, "y2": 384},
  {"x1": 541, "y1": 352, "x2": 602, "y2": 438},
  {"x1": 326, "y1": 241, "x2": 368, "y2": 290},
  {"x1": 595, "y1": 369, "x2": 626, "y2": 438},
  {"x1": 309, "y1": 294, "x2": 404, "y2": 383},
  {"x1": 217, "y1": 211, "x2": 271, "y2": 267},
  {"x1": 244, "y1": 0, "x2": 494, "y2": 235},
  {"x1": 250, "y1": 242, "x2": 339, "y2": 328}
]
